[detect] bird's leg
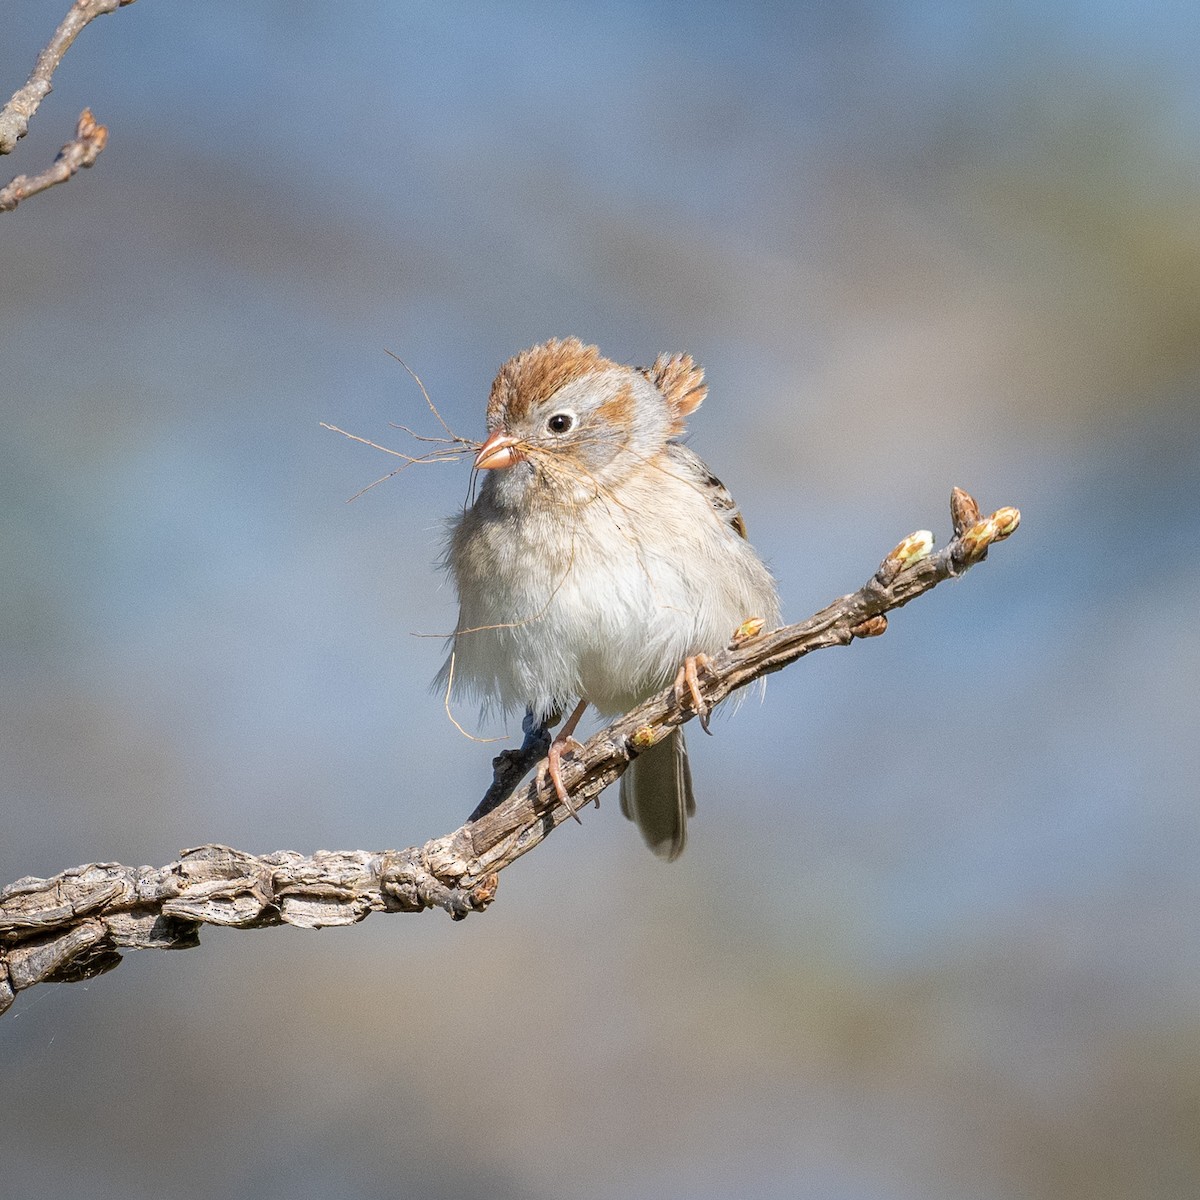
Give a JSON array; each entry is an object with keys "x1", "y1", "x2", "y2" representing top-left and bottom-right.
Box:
[
  {"x1": 536, "y1": 698, "x2": 589, "y2": 821},
  {"x1": 674, "y1": 653, "x2": 716, "y2": 734},
  {"x1": 672, "y1": 616, "x2": 768, "y2": 736}
]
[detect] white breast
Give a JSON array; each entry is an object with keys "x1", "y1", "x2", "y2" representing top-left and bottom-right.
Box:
[{"x1": 443, "y1": 456, "x2": 779, "y2": 721}]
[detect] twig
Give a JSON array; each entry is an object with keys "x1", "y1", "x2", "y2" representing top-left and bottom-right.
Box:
[
  {"x1": 0, "y1": 107, "x2": 108, "y2": 212},
  {"x1": 469, "y1": 710, "x2": 555, "y2": 823},
  {"x1": 0, "y1": 0, "x2": 135, "y2": 211},
  {"x1": 0, "y1": 0, "x2": 133, "y2": 154},
  {"x1": 0, "y1": 488, "x2": 1020, "y2": 1017}
]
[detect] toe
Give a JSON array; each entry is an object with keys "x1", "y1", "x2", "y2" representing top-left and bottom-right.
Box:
[
  {"x1": 544, "y1": 738, "x2": 583, "y2": 822},
  {"x1": 678, "y1": 654, "x2": 714, "y2": 734}
]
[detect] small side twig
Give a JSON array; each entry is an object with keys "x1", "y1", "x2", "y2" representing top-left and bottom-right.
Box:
[
  {"x1": 0, "y1": 488, "x2": 1020, "y2": 1017},
  {"x1": 0, "y1": 107, "x2": 108, "y2": 212},
  {"x1": 468, "y1": 710, "x2": 554, "y2": 823}
]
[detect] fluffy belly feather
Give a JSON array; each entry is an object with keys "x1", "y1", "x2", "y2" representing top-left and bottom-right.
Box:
[{"x1": 450, "y1": 515, "x2": 764, "y2": 718}]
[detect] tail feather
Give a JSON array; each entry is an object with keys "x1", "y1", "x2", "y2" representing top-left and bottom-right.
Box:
[{"x1": 619, "y1": 728, "x2": 694, "y2": 861}]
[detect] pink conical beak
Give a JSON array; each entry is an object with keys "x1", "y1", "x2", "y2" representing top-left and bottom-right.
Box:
[{"x1": 474, "y1": 429, "x2": 524, "y2": 470}]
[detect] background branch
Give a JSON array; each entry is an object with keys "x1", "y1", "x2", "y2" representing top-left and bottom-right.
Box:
[
  {"x1": 0, "y1": 0, "x2": 134, "y2": 208},
  {"x1": 0, "y1": 488, "x2": 1019, "y2": 1017},
  {"x1": 0, "y1": 107, "x2": 107, "y2": 211}
]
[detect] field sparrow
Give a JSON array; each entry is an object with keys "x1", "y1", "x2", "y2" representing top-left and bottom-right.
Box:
[{"x1": 440, "y1": 338, "x2": 780, "y2": 860}]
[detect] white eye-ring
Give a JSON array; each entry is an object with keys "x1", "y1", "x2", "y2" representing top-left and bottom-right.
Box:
[{"x1": 546, "y1": 410, "x2": 576, "y2": 435}]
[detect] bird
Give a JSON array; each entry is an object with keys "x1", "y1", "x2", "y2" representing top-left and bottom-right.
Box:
[{"x1": 439, "y1": 338, "x2": 780, "y2": 860}]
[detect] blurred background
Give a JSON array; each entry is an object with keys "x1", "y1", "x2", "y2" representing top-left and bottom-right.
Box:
[{"x1": 3, "y1": 3, "x2": 1199, "y2": 1197}]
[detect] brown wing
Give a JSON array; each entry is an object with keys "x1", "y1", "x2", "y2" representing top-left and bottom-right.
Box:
[{"x1": 665, "y1": 442, "x2": 749, "y2": 539}]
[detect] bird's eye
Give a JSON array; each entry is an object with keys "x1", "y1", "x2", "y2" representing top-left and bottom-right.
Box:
[{"x1": 546, "y1": 412, "x2": 575, "y2": 434}]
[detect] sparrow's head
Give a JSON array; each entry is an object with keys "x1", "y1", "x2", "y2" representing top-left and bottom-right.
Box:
[{"x1": 475, "y1": 338, "x2": 708, "y2": 505}]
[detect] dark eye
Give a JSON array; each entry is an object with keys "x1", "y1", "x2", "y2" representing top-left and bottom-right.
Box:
[{"x1": 546, "y1": 412, "x2": 575, "y2": 434}]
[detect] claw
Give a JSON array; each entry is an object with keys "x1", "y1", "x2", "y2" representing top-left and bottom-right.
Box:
[
  {"x1": 538, "y1": 736, "x2": 585, "y2": 822},
  {"x1": 536, "y1": 698, "x2": 589, "y2": 821},
  {"x1": 674, "y1": 653, "x2": 714, "y2": 734}
]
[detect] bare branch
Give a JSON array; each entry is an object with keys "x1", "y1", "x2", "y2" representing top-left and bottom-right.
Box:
[
  {"x1": 0, "y1": 0, "x2": 134, "y2": 211},
  {"x1": 0, "y1": 107, "x2": 108, "y2": 212},
  {"x1": 0, "y1": 0, "x2": 133, "y2": 154},
  {"x1": 0, "y1": 488, "x2": 1020, "y2": 1017}
]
